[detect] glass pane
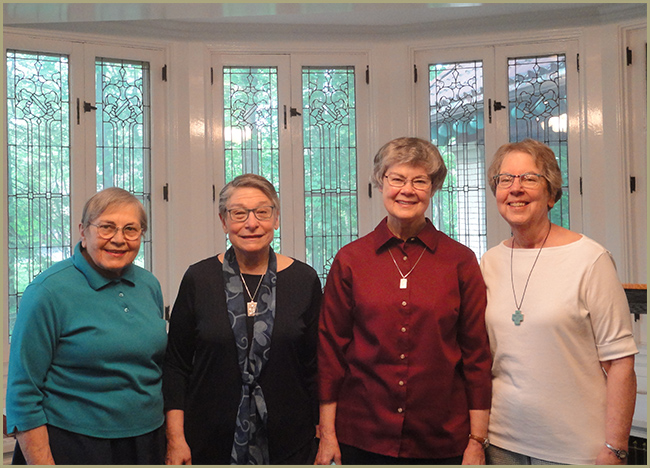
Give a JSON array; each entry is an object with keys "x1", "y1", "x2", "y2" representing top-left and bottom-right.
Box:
[
  {"x1": 429, "y1": 61, "x2": 486, "y2": 259},
  {"x1": 223, "y1": 66, "x2": 281, "y2": 252},
  {"x1": 303, "y1": 67, "x2": 358, "y2": 281},
  {"x1": 95, "y1": 58, "x2": 152, "y2": 268},
  {"x1": 508, "y1": 54, "x2": 569, "y2": 228},
  {"x1": 6, "y1": 50, "x2": 71, "y2": 339}
]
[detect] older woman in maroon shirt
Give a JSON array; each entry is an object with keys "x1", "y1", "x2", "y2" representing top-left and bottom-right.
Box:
[{"x1": 315, "y1": 137, "x2": 492, "y2": 465}]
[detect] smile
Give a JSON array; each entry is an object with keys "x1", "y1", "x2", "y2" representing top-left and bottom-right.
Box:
[{"x1": 508, "y1": 202, "x2": 528, "y2": 207}]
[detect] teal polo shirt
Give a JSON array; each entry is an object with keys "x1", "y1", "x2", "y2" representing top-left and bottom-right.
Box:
[{"x1": 6, "y1": 242, "x2": 167, "y2": 438}]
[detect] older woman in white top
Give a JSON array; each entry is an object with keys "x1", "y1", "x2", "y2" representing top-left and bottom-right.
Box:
[{"x1": 480, "y1": 139, "x2": 637, "y2": 465}]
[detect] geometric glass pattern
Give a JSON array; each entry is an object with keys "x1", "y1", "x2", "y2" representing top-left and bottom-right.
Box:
[
  {"x1": 508, "y1": 54, "x2": 569, "y2": 228},
  {"x1": 428, "y1": 61, "x2": 486, "y2": 258},
  {"x1": 6, "y1": 50, "x2": 71, "y2": 339},
  {"x1": 95, "y1": 58, "x2": 152, "y2": 268},
  {"x1": 302, "y1": 67, "x2": 358, "y2": 281},
  {"x1": 223, "y1": 66, "x2": 281, "y2": 251}
]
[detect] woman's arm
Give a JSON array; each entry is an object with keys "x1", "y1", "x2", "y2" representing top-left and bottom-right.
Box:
[
  {"x1": 15, "y1": 426, "x2": 55, "y2": 465},
  {"x1": 314, "y1": 401, "x2": 341, "y2": 465},
  {"x1": 462, "y1": 409, "x2": 489, "y2": 465},
  {"x1": 165, "y1": 409, "x2": 192, "y2": 465},
  {"x1": 595, "y1": 356, "x2": 636, "y2": 465}
]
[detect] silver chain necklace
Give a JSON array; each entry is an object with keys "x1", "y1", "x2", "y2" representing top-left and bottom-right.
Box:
[
  {"x1": 388, "y1": 245, "x2": 427, "y2": 289},
  {"x1": 510, "y1": 224, "x2": 551, "y2": 326},
  {"x1": 240, "y1": 272, "x2": 265, "y2": 317}
]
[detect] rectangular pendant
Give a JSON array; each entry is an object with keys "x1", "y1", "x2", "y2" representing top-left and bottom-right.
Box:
[
  {"x1": 400, "y1": 278, "x2": 408, "y2": 289},
  {"x1": 247, "y1": 301, "x2": 257, "y2": 317}
]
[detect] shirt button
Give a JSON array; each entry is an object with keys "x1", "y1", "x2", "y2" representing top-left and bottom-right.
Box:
[
  {"x1": 399, "y1": 380, "x2": 404, "y2": 386},
  {"x1": 124, "y1": 307, "x2": 129, "y2": 313},
  {"x1": 119, "y1": 292, "x2": 124, "y2": 297},
  {"x1": 401, "y1": 301, "x2": 407, "y2": 307},
  {"x1": 400, "y1": 354, "x2": 406, "y2": 360},
  {"x1": 403, "y1": 256, "x2": 408, "y2": 261},
  {"x1": 401, "y1": 327, "x2": 407, "y2": 333},
  {"x1": 397, "y1": 407, "x2": 404, "y2": 413}
]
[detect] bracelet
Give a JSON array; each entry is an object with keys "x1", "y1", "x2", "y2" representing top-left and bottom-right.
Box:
[{"x1": 468, "y1": 434, "x2": 490, "y2": 450}]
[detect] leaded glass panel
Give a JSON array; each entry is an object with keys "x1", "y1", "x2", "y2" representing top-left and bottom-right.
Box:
[
  {"x1": 429, "y1": 61, "x2": 486, "y2": 258},
  {"x1": 508, "y1": 54, "x2": 569, "y2": 228},
  {"x1": 303, "y1": 67, "x2": 358, "y2": 281},
  {"x1": 223, "y1": 66, "x2": 281, "y2": 251},
  {"x1": 95, "y1": 58, "x2": 152, "y2": 268},
  {"x1": 6, "y1": 50, "x2": 71, "y2": 339}
]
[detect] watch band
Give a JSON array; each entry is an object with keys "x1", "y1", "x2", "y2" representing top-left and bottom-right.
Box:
[
  {"x1": 468, "y1": 434, "x2": 490, "y2": 450},
  {"x1": 604, "y1": 442, "x2": 628, "y2": 460}
]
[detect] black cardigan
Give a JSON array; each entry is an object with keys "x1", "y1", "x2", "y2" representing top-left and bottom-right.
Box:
[{"x1": 162, "y1": 256, "x2": 322, "y2": 464}]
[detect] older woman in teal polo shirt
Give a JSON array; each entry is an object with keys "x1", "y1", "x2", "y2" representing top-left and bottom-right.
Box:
[{"x1": 6, "y1": 187, "x2": 167, "y2": 465}]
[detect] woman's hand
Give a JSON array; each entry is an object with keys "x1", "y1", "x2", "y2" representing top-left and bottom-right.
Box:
[
  {"x1": 314, "y1": 401, "x2": 341, "y2": 465},
  {"x1": 165, "y1": 438, "x2": 192, "y2": 465},
  {"x1": 462, "y1": 438, "x2": 486, "y2": 465},
  {"x1": 165, "y1": 409, "x2": 192, "y2": 465}
]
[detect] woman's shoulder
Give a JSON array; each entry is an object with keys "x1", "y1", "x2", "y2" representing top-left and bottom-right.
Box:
[{"x1": 278, "y1": 255, "x2": 319, "y2": 279}]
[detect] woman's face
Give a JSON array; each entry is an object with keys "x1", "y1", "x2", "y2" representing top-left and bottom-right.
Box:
[
  {"x1": 220, "y1": 187, "x2": 279, "y2": 257},
  {"x1": 380, "y1": 163, "x2": 433, "y2": 227},
  {"x1": 496, "y1": 150, "x2": 555, "y2": 230},
  {"x1": 79, "y1": 203, "x2": 143, "y2": 278}
]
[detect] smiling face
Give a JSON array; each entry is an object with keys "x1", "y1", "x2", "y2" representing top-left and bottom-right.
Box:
[
  {"x1": 380, "y1": 163, "x2": 433, "y2": 234},
  {"x1": 220, "y1": 187, "x2": 279, "y2": 257},
  {"x1": 496, "y1": 150, "x2": 555, "y2": 231},
  {"x1": 79, "y1": 203, "x2": 143, "y2": 278}
]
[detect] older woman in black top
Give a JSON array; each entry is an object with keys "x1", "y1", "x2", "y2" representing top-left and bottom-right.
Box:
[{"x1": 163, "y1": 174, "x2": 322, "y2": 464}]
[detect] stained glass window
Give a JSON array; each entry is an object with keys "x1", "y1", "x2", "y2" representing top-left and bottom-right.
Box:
[
  {"x1": 6, "y1": 50, "x2": 71, "y2": 338},
  {"x1": 95, "y1": 58, "x2": 152, "y2": 267},
  {"x1": 429, "y1": 61, "x2": 486, "y2": 258},
  {"x1": 508, "y1": 54, "x2": 569, "y2": 228},
  {"x1": 223, "y1": 66, "x2": 281, "y2": 251},
  {"x1": 303, "y1": 67, "x2": 358, "y2": 281}
]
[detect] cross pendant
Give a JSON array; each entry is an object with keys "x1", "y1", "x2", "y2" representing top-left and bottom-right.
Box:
[
  {"x1": 247, "y1": 301, "x2": 257, "y2": 317},
  {"x1": 512, "y1": 309, "x2": 524, "y2": 326}
]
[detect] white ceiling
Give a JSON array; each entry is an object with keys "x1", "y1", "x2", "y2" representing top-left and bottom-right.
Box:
[{"x1": 3, "y1": 3, "x2": 646, "y2": 39}]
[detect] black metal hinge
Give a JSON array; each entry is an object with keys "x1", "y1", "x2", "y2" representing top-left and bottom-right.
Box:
[
  {"x1": 576, "y1": 54, "x2": 580, "y2": 72},
  {"x1": 630, "y1": 176, "x2": 636, "y2": 193},
  {"x1": 626, "y1": 47, "x2": 633, "y2": 66},
  {"x1": 366, "y1": 65, "x2": 370, "y2": 84},
  {"x1": 213, "y1": 184, "x2": 216, "y2": 202},
  {"x1": 414, "y1": 64, "x2": 418, "y2": 83},
  {"x1": 579, "y1": 177, "x2": 583, "y2": 195},
  {"x1": 368, "y1": 182, "x2": 372, "y2": 198},
  {"x1": 162, "y1": 64, "x2": 168, "y2": 82},
  {"x1": 163, "y1": 183, "x2": 169, "y2": 201},
  {"x1": 211, "y1": 67, "x2": 214, "y2": 85}
]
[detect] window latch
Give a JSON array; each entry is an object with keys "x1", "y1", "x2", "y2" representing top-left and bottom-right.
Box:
[
  {"x1": 290, "y1": 107, "x2": 302, "y2": 117},
  {"x1": 83, "y1": 101, "x2": 97, "y2": 113}
]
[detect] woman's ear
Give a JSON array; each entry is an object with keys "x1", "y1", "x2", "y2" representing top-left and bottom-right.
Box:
[
  {"x1": 219, "y1": 213, "x2": 229, "y2": 233},
  {"x1": 79, "y1": 223, "x2": 87, "y2": 248}
]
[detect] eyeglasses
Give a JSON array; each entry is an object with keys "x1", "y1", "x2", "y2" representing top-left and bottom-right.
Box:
[
  {"x1": 384, "y1": 174, "x2": 432, "y2": 191},
  {"x1": 89, "y1": 223, "x2": 143, "y2": 241},
  {"x1": 226, "y1": 205, "x2": 276, "y2": 222},
  {"x1": 493, "y1": 172, "x2": 544, "y2": 189}
]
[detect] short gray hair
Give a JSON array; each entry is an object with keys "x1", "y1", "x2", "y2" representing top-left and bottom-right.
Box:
[
  {"x1": 371, "y1": 137, "x2": 447, "y2": 194},
  {"x1": 487, "y1": 139, "x2": 563, "y2": 206},
  {"x1": 81, "y1": 187, "x2": 147, "y2": 231},
  {"x1": 218, "y1": 173, "x2": 280, "y2": 217}
]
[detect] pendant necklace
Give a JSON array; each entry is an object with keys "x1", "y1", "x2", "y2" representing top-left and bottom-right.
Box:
[
  {"x1": 240, "y1": 272, "x2": 265, "y2": 317},
  {"x1": 510, "y1": 224, "x2": 551, "y2": 326},
  {"x1": 388, "y1": 245, "x2": 427, "y2": 289}
]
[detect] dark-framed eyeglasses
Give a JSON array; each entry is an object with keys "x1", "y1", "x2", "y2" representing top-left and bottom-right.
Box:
[
  {"x1": 89, "y1": 223, "x2": 143, "y2": 241},
  {"x1": 226, "y1": 205, "x2": 276, "y2": 222},
  {"x1": 384, "y1": 174, "x2": 432, "y2": 191},
  {"x1": 493, "y1": 172, "x2": 544, "y2": 189}
]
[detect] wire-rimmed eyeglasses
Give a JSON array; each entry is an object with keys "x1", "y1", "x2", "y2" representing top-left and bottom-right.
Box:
[
  {"x1": 226, "y1": 206, "x2": 276, "y2": 222},
  {"x1": 384, "y1": 174, "x2": 432, "y2": 191},
  {"x1": 493, "y1": 172, "x2": 544, "y2": 189},
  {"x1": 89, "y1": 223, "x2": 143, "y2": 241}
]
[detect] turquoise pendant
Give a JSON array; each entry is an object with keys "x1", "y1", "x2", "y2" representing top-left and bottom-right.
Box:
[{"x1": 512, "y1": 310, "x2": 524, "y2": 326}]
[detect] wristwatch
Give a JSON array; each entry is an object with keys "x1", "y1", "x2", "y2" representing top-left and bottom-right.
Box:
[
  {"x1": 604, "y1": 442, "x2": 628, "y2": 460},
  {"x1": 468, "y1": 434, "x2": 490, "y2": 450}
]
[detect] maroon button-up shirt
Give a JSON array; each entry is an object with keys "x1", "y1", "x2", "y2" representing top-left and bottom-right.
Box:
[{"x1": 318, "y1": 218, "x2": 491, "y2": 459}]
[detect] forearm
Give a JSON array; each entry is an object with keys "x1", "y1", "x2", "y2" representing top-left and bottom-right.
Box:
[
  {"x1": 602, "y1": 356, "x2": 637, "y2": 448},
  {"x1": 469, "y1": 408, "x2": 490, "y2": 438},
  {"x1": 165, "y1": 409, "x2": 187, "y2": 444},
  {"x1": 15, "y1": 425, "x2": 55, "y2": 465}
]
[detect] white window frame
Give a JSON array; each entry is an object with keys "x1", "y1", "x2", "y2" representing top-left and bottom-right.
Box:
[{"x1": 2, "y1": 31, "x2": 169, "y2": 363}]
